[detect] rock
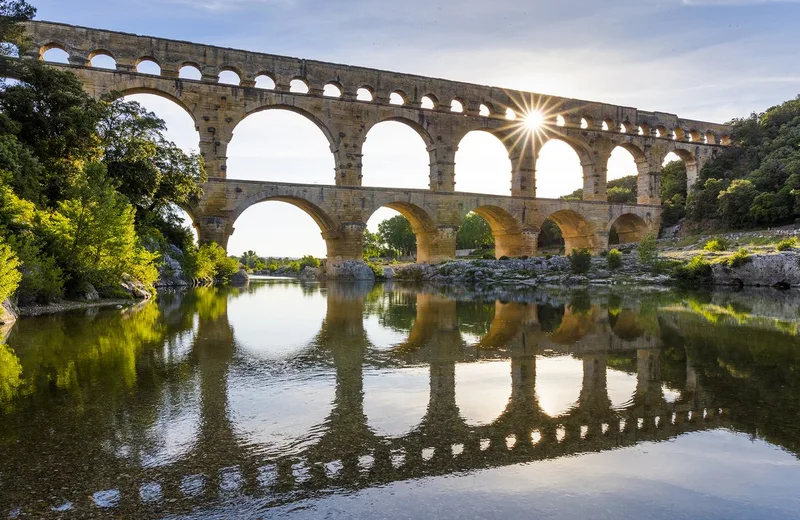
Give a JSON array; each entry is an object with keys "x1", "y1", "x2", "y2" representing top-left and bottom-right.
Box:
[
  {"x1": 326, "y1": 261, "x2": 375, "y2": 281},
  {"x1": 0, "y1": 298, "x2": 18, "y2": 326},
  {"x1": 712, "y1": 252, "x2": 800, "y2": 288},
  {"x1": 76, "y1": 282, "x2": 100, "y2": 302},
  {"x1": 120, "y1": 274, "x2": 153, "y2": 300},
  {"x1": 156, "y1": 252, "x2": 189, "y2": 287},
  {"x1": 383, "y1": 267, "x2": 394, "y2": 280},
  {"x1": 298, "y1": 266, "x2": 319, "y2": 281},
  {"x1": 230, "y1": 268, "x2": 250, "y2": 286}
]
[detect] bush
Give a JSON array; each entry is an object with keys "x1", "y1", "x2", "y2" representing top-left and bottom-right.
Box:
[
  {"x1": 568, "y1": 248, "x2": 592, "y2": 274},
  {"x1": 725, "y1": 248, "x2": 752, "y2": 268},
  {"x1": 637, "y1": 234, "x2": 659, "y2": 269},
  {"x1": 672, "y1": 256, "x2": 713, "y2": 286},
  {"x1": 0, "y1": 239, "x2": 21, "y2": 303},
  {"x1": 7, "y1": 236, "x2": 63, "y2": 305},
  {"x1": 607, "y1": 248, "x2": 622, "y2": 270},
  {"x1": 776, "y1": 237, "x2": 798, "y2": 251},
  {"x1": 703, "y1": 238, "x2": 729, "y2": 252},
  {"x1": 482, "y1": 253, "x2": 495, "y2": 260}
]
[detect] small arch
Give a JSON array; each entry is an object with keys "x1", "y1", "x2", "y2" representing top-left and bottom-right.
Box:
[
  {"x1": 655, "y1": 125, "x2": 668, "y2": 138},
  {"x1": 218, "y1": 69, "x2": 241, "y2": 86},
  {"x1": 254, "y1": 74, "x2": 275, "y2": 89},
  {"x1": 357, "y1": 86, "x2": 374, "y2": 101},
  {"x1": 89, "y1": 50, "x2": 116, "y2": 70},
  {"x1": 542, "y1": 209, "x2": 596, "y2": 254},
  {"x1": 178, "y1": 63, "x2": 202, "y2": 80},
  {"x1": 505, "y1": 107, "x2": 516, "y2": 120},
  {"x1": 602, "y1": 118, "x2": 614, "y2": 131},
  {"x1": 290, "y1": 78, "x2": 310, "y2": 94},
  {"x1": 421, "y1": 94, "x2": 438, "y2": 109},
  {"x1": 136, "y1": 58, "x2": 161, "y2": 75},
  {"x1": 323, "y1": 82, "x2": 343, "y2": 98},
  {"x1": 720, "y1": 134, "x2": 732, "y2": 146},
  {"x1": 689, "y1": 130, "x2": 702, "y2": 142},
  {"x1": 672, "y1": 127, "x2": 686, "y2": 141},
  {"x1": 556, "y1": 115, "x2": 566, "y2": 127},
  {"x1": 479, "y1": 103, "x2": 492, "y2": 117},
  {"x1": 609, "y1": 214, "x2": 649, "y2": 245},
  {"x1": 704, "y1": 131, "x2": 717, "y2": 145},
  {"x1": 638, "y1": 124, "x2": 649, "y2": 136},
  {"x1": 389, "y1": 90, "x2": 406, "y2": 105},
  {"x1": 451, "y1": 98, "x2": 464, "y2": 113},
  {"x1": 601, "y1": 121, "x2": 609, "y2": 131},
  {"x1": 580, "y1": 117, "x2": 591, "y2": 129},
  {"x1": 40, "y1": 43, "x2": 69, "y2": 63},
  {"x1": 620, "y1": 121, "x2": 634, "y2": 133}
]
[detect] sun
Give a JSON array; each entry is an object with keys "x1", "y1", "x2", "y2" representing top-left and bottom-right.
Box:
[{"x1": 525, "y1": 110, "x2": 545, "y2": 131}]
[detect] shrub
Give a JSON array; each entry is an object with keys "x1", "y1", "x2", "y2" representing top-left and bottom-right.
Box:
[
  {"x1": 725, "y1": 248, "x2": 751, "y2": 268},
  {"x1": 703, "y1": 238, "x2": 729, "y2": 252},
  {"x1": 637, "y1": 234, "x2": 659, "y2": 269},
  {"x1": 0, "y1": 239, "x2": 21, "y2": 303},
  {"x1": 607, "y1": 248, "x2": 622, "y2": 270},
  {"x1": 776, "y1": 237, "x2": 798, "y2": 251},
  {"x1": 7, "y1": 236, "x2": 63, "y2": 305},
  {"x1": 568, "y1": 248, "x2": 592, "y2": 274},
  {"x1": 672, "y1": 256, "x2": 713, "y2": 286},
  {"x1": 482, "y1": 253, "x2": 495, "y2": 260}
]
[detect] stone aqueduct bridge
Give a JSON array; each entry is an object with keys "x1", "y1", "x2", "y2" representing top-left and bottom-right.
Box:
[{"x1": 22, "y1": 21, "x2": 732, "y2": 263}]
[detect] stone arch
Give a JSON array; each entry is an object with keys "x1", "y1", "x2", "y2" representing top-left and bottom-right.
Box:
[
  {"x1": 541, "y1": 209, "x2": 597, "y2": 253},
  {"x1": 362, "y1": 117, "x2": 435, "y2": 190},
  {"x1": 239, "y1": 103, "x2": 338, "y2": 154},
  {"x1": 103, "y1": 86, "x2": 197, "y2": 125},
  {"x1": 468, "y1": 205, "x2": 533, "y2": 258},
  {"x1": 535, "y1": 136, "x2": 593, "y2": 199},
  {"x1": 609, "y1": 213, "x2": 650, "y2": 245},
  {"x1": 39, "y1": 42, "x2": 68, "y2": 61},
  {"x1": 454, "y1": 129, "x2": 512, "y2": 195},
  {"x1": 135, "y1": 56, "x2": 161, "y2": 75},
  {"x1": 178, "y1": 62, "x2": 202, "y2": 80},
  {"x1": 232, "y1": 194, "x2": 338, "y2": 236},
  {"x1": 666, "y1": 147, "x2": 699, "y2": 190},
  {"x1": 366, "y1": 200, "x2": 442, "y2": 262}
]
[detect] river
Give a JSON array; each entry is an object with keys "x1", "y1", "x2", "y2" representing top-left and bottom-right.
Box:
[{"x1": 1, "y1": 279, "x2": 799, "y2": 519}]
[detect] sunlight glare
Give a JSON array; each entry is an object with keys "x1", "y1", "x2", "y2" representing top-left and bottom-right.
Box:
[{"x1": 525, "y1": 110, "x2": 545, "y2": 131}]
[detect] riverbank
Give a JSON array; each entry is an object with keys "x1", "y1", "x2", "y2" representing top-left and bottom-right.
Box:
[{"x1": 16, "y1": 298, "x2": 146, "y2": 317}]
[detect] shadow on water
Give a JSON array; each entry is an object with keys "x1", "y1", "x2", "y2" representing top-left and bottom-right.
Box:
[{"x1": 0, "y1": 280, "x2": 799, "y2": 517}]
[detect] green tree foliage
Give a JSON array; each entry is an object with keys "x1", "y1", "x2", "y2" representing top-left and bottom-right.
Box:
[
  {"x1": 568, "y1": 248, "x2": 592, "y2": 274},
  {"x1": 686, "y1": 96, "x2": 800, "y2": 229},
  {"x1": 0, "y1": 237, "x2": 21, "y2": 302},
  {"x1": 563, "y1": 176, "x2": 638, "y2": 203},
  {"x1": 776, "y1": 238, "x2": 798, "y2": 251},
  {"x1": 537, "y1": 219, "x2": 564, "y2": 249},
  {"x1": 637, "y1": 234, "x2": 659, "y2": 270},
  {"x1": 456, "y1": 213, "x2": 494, "y2": 249},
  {"x1": 239, "y1": 250, "x2": 260, "y2": 269},
  {"x1": 97, "y1": 98, "x2": 206, "y2": 231},
  {"x1": 363, "y1": 229, "x2": 384, "y2": 259},
  {"x1": 378, "y1": 215, "x2": 416, "y2": 257},
  {"x1": 0, "y1": 0, "x2": 36, "y2": 58},
  {"x1": 660, "y1": 161, "x2": 688, "y2": 228},
  {"x1": 41, "y1": 163, "x2": 159, "y2": 294},
  {"x1": 607, "y1": 248, "x2": 622, "y2": 270},
  {"x1": 184, "y1": 242, "x2": 240, "y2": 283},
  {"x1": 671, "y1": 256, "x2": 713, "y2": 286},
  {"x1": 703, "y1": 238, "x2": 729, "y2": 252}
]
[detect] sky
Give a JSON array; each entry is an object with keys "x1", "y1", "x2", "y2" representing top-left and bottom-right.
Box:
[{"x1": 29, "y1": 0, "x2": 800, "y2": 257}]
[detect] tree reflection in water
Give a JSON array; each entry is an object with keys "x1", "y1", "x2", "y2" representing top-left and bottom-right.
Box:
[{"x1": 0, "y1": 282, "x2": 799, "y2": 517}]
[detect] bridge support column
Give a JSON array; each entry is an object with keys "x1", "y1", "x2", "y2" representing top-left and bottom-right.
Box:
[
  {"x1": 582, "y1": 158, "x2": 607, "y2": 202},
  {"x1": 510, "y1": 141, "x2": 537, "y2": 198},
  {"x1": 195, "y1": 215, "x2": 235, "y2": 248},
  {"x1": 333, "y1": 127, "x2": 365, "y2": 186},
  {"x1": 495, "y1": 229, "x2": 538, "y2": 258},
  {"x1": 429, "y1": 143, "x2": 456, "y2": 191},
  {"x1": 325, "y1": 222, "x2": 366, "y2": 265},
  {"x1": 197, "y1": 115, "x2": 237, "y2": 179},
  {"x1": 591, "y1": 230, "x2": 610, "y2": 254},
  {"x1": 417, "y1": 226, "x2": 457, "y2": 263},
  {"x1": 636, "y1": 155, "x2": 662, "y2": 206}
]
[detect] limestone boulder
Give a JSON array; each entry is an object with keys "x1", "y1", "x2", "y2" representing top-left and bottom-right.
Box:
[
  {"x1": 712, "y1": 252, "x2": 800, "y2": 288},
  {"x1": 0, "y1": 299, "x2": 18, "y2": 326},
  {"x1": 120, "y1": 275, "x2": 153, "y2": 300},
  {"x1": 299, "y1": 266, "x2": 320, "y2": 281},
  {"x1": 229, "y1": 268, "x2": 250, "y2": 286},
  {"x1": 156, "y1": 251, "x2": 189, "y2": 287},
  {"x1": 326, "y1": 261, "x2": 376, "y2": 281}
]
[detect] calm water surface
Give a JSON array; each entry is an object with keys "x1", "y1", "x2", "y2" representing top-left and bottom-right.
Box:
[{"x1": 1, "y1": 279, "x2": 800, "y2": 519}]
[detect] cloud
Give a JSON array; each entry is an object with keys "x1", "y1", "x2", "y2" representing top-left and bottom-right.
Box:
[
  {"x1": 682, "y1": 0, "x2": 800, "y2": 4},
  {"x1": 163, "y1": 0, "x2": 294, "y2": 11}
]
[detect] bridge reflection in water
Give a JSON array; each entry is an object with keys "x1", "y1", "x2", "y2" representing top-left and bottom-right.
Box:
[{"x1": 3, "y1": 280, "x2": 798, "y2": 518}]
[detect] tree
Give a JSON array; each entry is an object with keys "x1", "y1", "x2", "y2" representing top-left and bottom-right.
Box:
[
  {"x1": 0, "y1": 62, "x2": 104, "y2": 203},
  {"x1": 378, "y1": 215, "x2": 416, "y2": 257},
  {"x1": 0, "y1": 0, "x2": 36, "y2": 59},
  {"x1": 97, "y1": 98, "x2": 206, "y2": 231},
  {"x1": 363, "y1": 229, "x2": 384, "y2": 259},
  {"x1": 717, "y1": 179, "x2": 757, "y2": 228},
  {"x1": 456, "y1": 213, "x2": 494, "y2": 249},
  {"x1": 240, "y1": 250, "x2": 260, "y2": 269},
  {"x1": 0, "y1": 237, "x2": 21, "y2": 302}
]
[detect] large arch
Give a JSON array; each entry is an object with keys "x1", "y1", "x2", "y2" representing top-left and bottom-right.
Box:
[
  {"x1": 609, "y1": 213, "x2": 650, "y2": 245},
  {"x1": 227, "y1": 106, "x2": 336, "y2": 184},
  {"x1": 535, "y1": 138, "x2": 586, "y2": 199},
  {"x1": 228, "y1": 195, "x2": 337, "y2": 258},
  {"x1": 541, "y1": 209, "x2": 597, "y2": 253},
  {"x1": 606, "y1": 146, "x2": 641, "y2": 195},
  {"x1": 362, "y1": 118, "x2": 433, "y2": 189},
  {"x1": 366, "y1": 201, "x2": 439, "y2": 262},
  {"x1": 469, "y1": 205, "x2": 530, "y2": 258},
  {"x1": 454, "y1": 130, "x2": 512, "y2": 195},
  {"x1": 666, "y1": 148, "x2": 699, "y2": 190},
  {"x1": 104, "y1": 86, "x2": 197, "y2": 125}
]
